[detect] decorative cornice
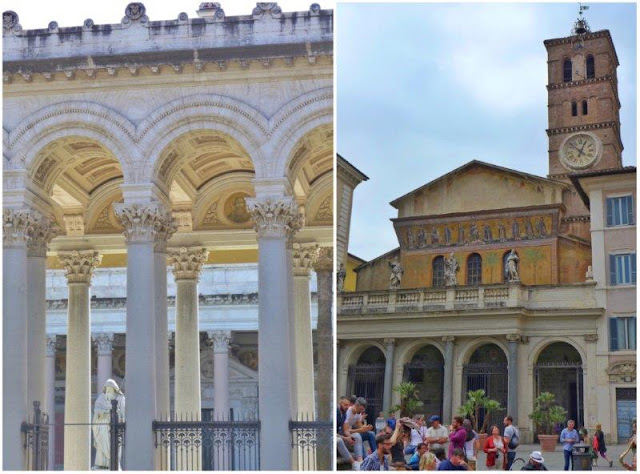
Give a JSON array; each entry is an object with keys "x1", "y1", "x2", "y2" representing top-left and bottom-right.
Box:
[
  {"x1": 547, "y1": 74, "x2": 613, "y2": 90},
  {"x1": 46, "y1": 335, "x2": 57, "y2": 357},
  {"x1": 167, "y1": 247, "x2": 209, "y2": 281},
  {"x1": 312, "y1": 246, "x2": 333, "y2": 273},
  {"x1": 292, "y1": 242, "x2": 317, "y2": 276},
  {"x1": 246, "y1": 196, "x2": 299, "y2": 239},
  {"x1": 114, "y1": 203, "x2": 173, "y2": 244},
  {"x1": 93, "y1": 332, "x2": 115, "y2": 355},
  {"x1": 58, "y1": 250, "x2": 102, "y2": 284},
  {"x1": 207, "y1": 330, "x2": 232, "y2": 353},
  {"x1": 3, "y1": 208, "x2": 38, "y2": 248},
  {"x1": 561, "y1": 215, "x2": 591, "y2": 223},
  {"x1": 27, "y1": 214, "x2": 58, "y2": 257},
  {"x1": 546, "y1": 121, "x2": 619, "y2": 137}
]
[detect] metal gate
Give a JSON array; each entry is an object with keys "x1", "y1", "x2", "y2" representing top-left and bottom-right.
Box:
[
  {"x1": 616, "y1": 388, "x2": 636, "y2": 443},
  {"x1": 21, "y1": 402, "x2": 49, "y2": 471},
  {"x1": 348, "y1": 364, "x2": 385, "y2": 421},
  {"x1": 534, "y1": 363, "x2": 584, "y2": 427},
  {"x1": 463, "y1": 363, "x2": 508, "y2": 428},
  {"x1": 404, "y1": 361, "x2": 444, "y2": 418}
]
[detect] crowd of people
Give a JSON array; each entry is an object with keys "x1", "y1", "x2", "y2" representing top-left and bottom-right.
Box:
[{"x1": 337, "y1": 395, "x2": 633, "y2": 471}]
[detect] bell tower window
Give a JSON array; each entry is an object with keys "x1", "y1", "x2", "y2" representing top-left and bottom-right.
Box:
[
  {"x1": 582, "y1": 100, "x2": 588, "y2": 115},
  {"x1": 563, "y1": 59, "x2": 572, "y2": 82},
  {"x1": 571, "y1": 101, "x2": 578, "y2": 117},
  {"x1": 586, "y1": 55, "x2": 595, "y2": 79}
]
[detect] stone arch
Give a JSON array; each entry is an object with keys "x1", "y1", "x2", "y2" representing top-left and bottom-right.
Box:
[
  {"x1": 137, "y1": 95, "x2": 269, "y2": 182},
  {"x1": 7, "y1": 102, "x2": 136, "y2": 181},
  {"x1": 396, "y1": 338, "x2": 445, "y2": 367},
  {"x1": 456, "y1": 337, "x2": 509, "y2": 367},
  {"x1": 303, "y1": 172, "x2": 332, "y2": 226},
  {"x1": 528, "y1": 337, "x2": 586, "y2": 367},
  {"x1": 342, "y1": 340, "x2": 387, "y2": 368},
  {"x1": 269, "y1": 88, "x2": 333, "y2": 178}
]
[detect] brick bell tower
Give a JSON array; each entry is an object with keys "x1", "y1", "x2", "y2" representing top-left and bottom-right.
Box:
[{"x1": 544, "y1": 6, "x2": 624, "y2": 238}]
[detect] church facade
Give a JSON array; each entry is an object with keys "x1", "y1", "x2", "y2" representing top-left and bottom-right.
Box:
[
  {"x1": 3, "y1": 3, "x2": 333, "y2": 470},
  {"x1": 337, "y1": 19, "x2": 635, "y2": 443}
]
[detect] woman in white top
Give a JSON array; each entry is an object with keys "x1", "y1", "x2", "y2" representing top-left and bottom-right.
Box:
[{"x1": 462, "y1": 419, "x2": 480, "y2": 470}]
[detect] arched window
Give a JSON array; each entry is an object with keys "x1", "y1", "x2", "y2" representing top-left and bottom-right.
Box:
[
  {"x1": 571, "y1": 101, "x2": 578, "y2": 116},
  {"x1": 586, "y1": 55, "x2": 595, "y2": 79},
  {"x1": 432, "y1": 256, "x2": 445, "y2": 288},
  {"x1": 466, "y1": 253, "x2": 482, "y2": 285},
  {"x1": 563, "y1": 59, "x2": 572, "y2": 82},
  {"x1": 582, "y1": 100, "x2": 588, "y2": 115}
]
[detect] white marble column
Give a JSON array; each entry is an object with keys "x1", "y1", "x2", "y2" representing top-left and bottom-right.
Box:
[
  {"x1": 45, "y1": 336, "x2": 57, "y2": 470},
  {"x1": 168, "y1": 247, "x2": 208, "y2": 422},
  {"x1": 26, "y1": 216, "x2": 58, "y2": 414},
  {"x1": 506, "y1": 334, "x2": 521, "y2": 424},
  {"x1": 154, "y1": 226, "x2": 174, "y2": 421},
  {"x1": 442, "y1": 336, "x2": 455, "y2": 424},
  {"x1": 58, "y1": 250, "x2": 102, "y2": 471},
  {"x1": 291, "y1": 243, "x2": 316, "y2": 416},
  {"x1": 93, "y1": 333, "x2": 114, "y2": 394},
  {"x1": 247, "y1": 196, "x2": 300, "y2": 470},
  {"x1": 3, "y1": 209, "x2": 36, "y2": 470},
  {"x1": 208, "y1": 331, "x2": 232, "y2": 420},
  {"x1": 115, "y1": 203, "x2": 172, "y2": 470}
]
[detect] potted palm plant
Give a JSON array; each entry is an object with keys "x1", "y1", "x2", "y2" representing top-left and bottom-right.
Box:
[
  {"x1": 458, "y1": 389, "x2": 502, "y2": 444},
  {"x1": 529, "y1": 392, "x2": 567, "y2": 452},
  {"x1": 392, "y1": 381, "x2": 424, "y2": 417}
]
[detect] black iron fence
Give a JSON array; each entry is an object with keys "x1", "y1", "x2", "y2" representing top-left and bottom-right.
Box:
[
  {"x1": 152, "y1": 413, "x2": 260, "y2": 470},
  {"x1": 289, "y1": 415, "x2": 333, "y2": 471},
  {"x1": 21, "y1": 401, "x2": 49, "y2": 471}
]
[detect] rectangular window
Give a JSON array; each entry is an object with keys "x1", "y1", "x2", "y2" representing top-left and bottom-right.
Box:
[
  {"x1": 610, "y1": 253, "x2": 636, "y2": 285},
  {"x1": 606, "y1": 195, "x2": 634, "y2": 226},
  {"x1": 610, "y1": 316, "x2": 637, "y2": 351}
]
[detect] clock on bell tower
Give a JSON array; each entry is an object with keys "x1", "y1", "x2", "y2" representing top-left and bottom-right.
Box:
[{"x1": 544, "y1": 9, "x2": 624, "y2": 180}]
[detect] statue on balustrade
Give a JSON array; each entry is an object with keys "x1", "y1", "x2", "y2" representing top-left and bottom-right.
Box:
[
  {"x1": 505, "y1": 249, "x2": 520, "y2": 282},
  {"x1": 337, "y1": 263, "x2": 346, "y2": 292},
  {"x1": 444, "y1": 252, "x2": 459, "y2": 286},
  {"x1": 388, "y1": 258, "x2": 404, "y2": 289},
  {"x1": 92, "y1": 379, "x2": 125, "y2": 470}
]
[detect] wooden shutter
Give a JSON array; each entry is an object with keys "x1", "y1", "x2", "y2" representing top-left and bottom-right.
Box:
[
  {"x1": 609, "y1": 254, "x2": 617, "y2": 285},
  {"x1": 606, "y1": 198, "x2": 614, "y2": 226},
  {"x1": 609, "y1": 318, "x2": 619, "y2": 351}
]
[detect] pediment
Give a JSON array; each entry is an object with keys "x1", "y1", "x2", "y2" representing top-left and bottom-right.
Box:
[{"x1": 390, "y1": 161, "x2": 566, "y2": 218}]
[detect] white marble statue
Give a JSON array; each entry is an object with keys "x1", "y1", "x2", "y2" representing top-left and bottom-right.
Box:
[
  {"x1": 444, "y1": 252, "x2": 459, "y2": 286},
  {"x1": 337, "y1": 263, "x2": 346, "y2": 292},
  {"x1": 505, "y1": 249, "x2": 520, "y2": 282},
  {"x1": 388, "y1": 258, "x2": 404, "y2": 289},
  {"x1": 92, "y1": 379, "x2": 125, "y2": 470}
]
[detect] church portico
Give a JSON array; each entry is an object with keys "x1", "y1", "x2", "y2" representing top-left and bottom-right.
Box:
[{"x1": 4, "y1": 2, "x2": 332, "y2": 470}]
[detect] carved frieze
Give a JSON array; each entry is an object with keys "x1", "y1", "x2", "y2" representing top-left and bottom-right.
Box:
[
  {"x1": 607, "y1": 362, "x2": 636, "y2": 383},
  {"x1": 315, "y1": 195, "x2": 333, "y2": 222},
  {"x1": 252, "y1": 3, "x2": 282, "y2": 18},
  {"x1": 58, "y1": 250, "x2": 102, "y2": 284},
  {"x1": 168, "y1": 247, "x2": 209, "y2": 281}
]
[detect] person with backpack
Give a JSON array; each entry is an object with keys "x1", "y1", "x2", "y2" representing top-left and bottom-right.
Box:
[
  {"x1": 503, "y1": 415, "x2": 520, "y2": 470},
  {"x1": 593, "y1": 423, "x2": 614, "y2": 467}
]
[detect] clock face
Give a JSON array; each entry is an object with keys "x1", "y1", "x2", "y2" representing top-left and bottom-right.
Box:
[{"x1": 560, "y1": 133, "x2": 601, "y2": 170}]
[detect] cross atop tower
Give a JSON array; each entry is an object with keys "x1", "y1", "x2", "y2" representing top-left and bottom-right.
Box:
[{"x1": 572, "y1": 3, "x2": 591, "y2": 36}]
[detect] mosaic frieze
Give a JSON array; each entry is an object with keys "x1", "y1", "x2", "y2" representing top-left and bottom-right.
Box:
[{"x1": 399, "y1": 214, "x2": 553, "y2": 250}]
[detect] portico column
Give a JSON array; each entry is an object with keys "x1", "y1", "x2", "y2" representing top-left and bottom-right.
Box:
[
  {"x1": 382, "y1": 338, "x2": 396, "y2": 413},
  {"x1": 291, "y1": 243, "x2": 316, "y2": 416},
  {"x1": 3, "y1": 209, "x2": 37, "y2": 470},
  {"x1": 45, "y1": 336, "x2": 57, "y2": 470},
  {"x1": 506, "y1": 334, "x2": 520, "y2": 423},
  {"x1": 93, "y1": 333, "x2": 114, "y2": 394},
  {"x1": 247, "y1": 196, "x2": 300, "y2": 470},
  {"x1": 208, "y1": 331, "x2": 232, "y2": 420},
  {"x1": 442, "y1": 336, "x2": 455, "y2": 423},
  {"x1": 115, "y1": 203, "x2": 172, "y2": 470},
  {"x1": 26, "y1": 216, "x2": 58, "y2": 413},
  {"x1": 168, "y1": 247, "x2": 208, "y2": 422},
  {"x1": 155, "y1": 225, "x2": 175, "y2": 421},
  {"x1": 58, "y1": 250, "x2": 102, "y2": 471}
]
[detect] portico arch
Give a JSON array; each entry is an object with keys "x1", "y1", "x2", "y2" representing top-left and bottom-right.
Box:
[
  {"x1": 346, "y1": 345, "x2": 386, "y2": 421},
  {"x1": 401, "y1": 343, "x2": 445, "y2": 418}
]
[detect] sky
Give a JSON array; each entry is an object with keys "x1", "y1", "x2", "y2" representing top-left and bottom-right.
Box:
[
  {"x1": 338, "y1": 2, "x2": 637, "y2": 262},
  {"x1": 6, "y1": 0, "x2": 336, "y2": 30}
]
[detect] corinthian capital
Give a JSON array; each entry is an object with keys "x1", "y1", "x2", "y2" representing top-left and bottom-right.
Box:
[
  {"x1": 168, "y1": 247, "x2": 209, "y2": 281},
  {"x1": 506, "y1": 333, "x2": 522, "y2": 343},
  {"x1": 46, "y1": 335, "x2": 57, "y2": 357},
  {"x1": 246, "y1": 196, "x2": 299, "y2": 239},
  {"x1": 312, "y1": 246, "x2": 333, "y2": 273},
  {"x1": 292, "y1": 242, "x2": 317, "y2": 276},
  {"x1": 93, "y1": 332, "x2": 115, "y2": 356},
  {"x1": 113, "y1": 202, "x2": 174, "y2": 244},
  {"x1": 58, "y1": 250, "x2": 102, "y2": 284},
  {"x1": 207, "y1": 330, "x2": 232, "y2": 353},
  {"x1": 3, "y1": 208, "x2": 38, "y2": 248},
  {"x1": 27, "y1": 214, "x2": 59, "y2": 257}
]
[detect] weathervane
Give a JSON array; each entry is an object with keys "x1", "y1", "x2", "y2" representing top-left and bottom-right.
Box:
[{"x1": 572, "y1": 3, "x2": 591, "y2": 36}]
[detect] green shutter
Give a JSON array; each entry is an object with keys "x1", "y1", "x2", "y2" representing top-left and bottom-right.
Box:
[
  {"x1": 632, "y1": 254, "x2": 636, "y2": 284},
  {"x1": 610, "y1": 254, "x2": 617, "y2": 285},
  {"x1": 606, "y1": 198, "x2": 614, "y2": 226},
  {"x1": 610, "y1": 318, "x2": 619, "y2": 351},
  {"x1": 627, "y1": 196, "x2": 634, "y2": 225}
]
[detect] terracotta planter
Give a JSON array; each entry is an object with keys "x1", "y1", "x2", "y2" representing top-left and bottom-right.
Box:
[{"x1": 537, "y1": 434, "x2": 558, "y2": 452}]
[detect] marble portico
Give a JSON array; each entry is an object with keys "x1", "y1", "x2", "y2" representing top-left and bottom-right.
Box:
[{"x1": 3, "y1": 2, "x2": 333, "y2": 470}]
